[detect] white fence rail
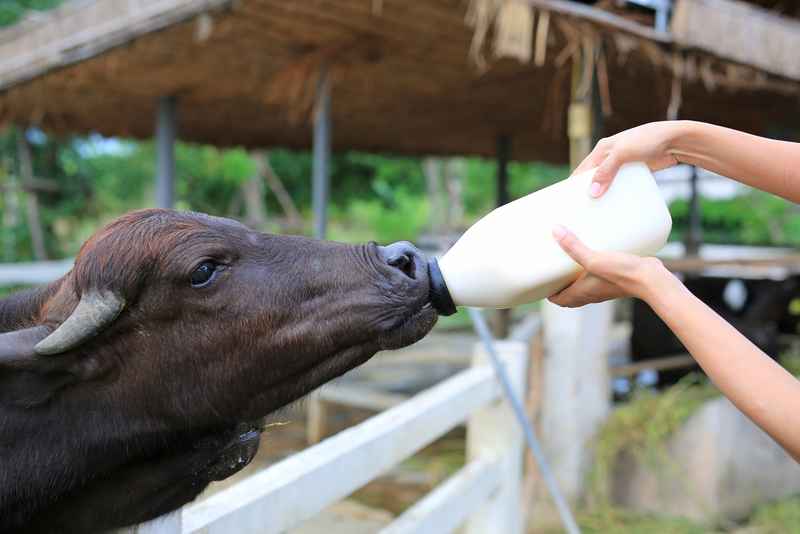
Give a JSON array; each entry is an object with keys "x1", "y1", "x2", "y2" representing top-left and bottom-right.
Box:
[
  {"x1": 127, "y1": 340, "x2": 528, "y2": 534},
  {"x1": 0, "y1": 259, "x2": 72, "y2": 285}
]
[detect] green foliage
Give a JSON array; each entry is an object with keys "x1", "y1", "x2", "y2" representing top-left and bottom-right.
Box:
[
  {"x1": 332, "y1": 189, "x2": 430, "y2": 244},
  {"x1": 748, "y1": 495, "x2": 800, "y2": 534},
  {"x1": 670, "y1": 190, "x2": 800, "y2": 246},
  {"x1": 0, "y1": 0, "x2": 62, "y2": 27},
  {"x1": 462, "y1": 159, "x2": 567, "y2": 214},
  {"x1": 1, "y1": 120, "x2": 798, "y2": 267}
]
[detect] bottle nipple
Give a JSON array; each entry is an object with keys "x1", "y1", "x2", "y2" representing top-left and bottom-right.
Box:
[{"x1": 428, "y1": 258, "x2": 457, "y2": 316}]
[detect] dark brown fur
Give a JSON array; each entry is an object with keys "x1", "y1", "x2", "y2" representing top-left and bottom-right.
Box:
[{"x1": 0, "y1": 209, "x2": 437, "y2": 533}]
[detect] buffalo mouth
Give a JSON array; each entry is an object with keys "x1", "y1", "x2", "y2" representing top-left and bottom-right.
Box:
[{"x1": 377, "y1": 301, "x2": 438, "y2": 351}]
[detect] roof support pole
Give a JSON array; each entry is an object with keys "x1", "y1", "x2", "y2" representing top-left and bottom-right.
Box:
[
  {"x1": 155, "y1": 95, "x2": 177, "y2": 209},
  {"x1": 685, "y1": 165, "x2": 702, "y2": 256},
  {"x1": 304, "y1": 67, "x2": 333, "y2": 445},
  {"x1": 490, "y1": 134, "x2": 512, "y2": 339},
  {"x1": 312, "y1": 67, "x2": 332, "y2": 239},
  {"x1": 496, "y1": 135, "x2": 511, "y2": 207},
  {"x1": 531, "y1": 53, "x2": 612, "y2": 519}
]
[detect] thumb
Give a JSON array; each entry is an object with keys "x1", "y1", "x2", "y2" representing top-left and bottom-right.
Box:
[
  {"x1": 589, "y1": 154, "x2": 622, "y2": 198},
  {"x1": 552, "y1": 225, "x2": 594, "y2": 267}
]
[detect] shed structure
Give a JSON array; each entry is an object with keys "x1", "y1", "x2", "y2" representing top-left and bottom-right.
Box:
[
  {"x1": 2, "y1": 0, "x2": 800, "y2": 515},
  {"x1": 1, "y1": 0, "x2": 799, "y2": 162}
]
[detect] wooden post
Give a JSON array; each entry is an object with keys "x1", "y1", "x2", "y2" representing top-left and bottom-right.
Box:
[
  {"x1": 16, "y1": 129, "x2": 47, "y2": 261},
  {"x1": 540, "y1": 302, "x2": 612, "y2": 500},
  {"x1": 306, "y1": 392, "x2": 330, "y2": 445},
  {"x1": 1, "y1": 153, "x2": 19, "y2": 262},
  {"x1": 465, "y1": 340, "x2": 527, "y2": 534},
  {"x1": 491, "y1": 135, "x2": 512, "y2": 339},
  {"x1": 312, "y1": 67, "x2": 331, "y2": 240},
  {"x1": 423, "y1": 157, "x2": 445, "y2": 235},
  {"x1": 532, "y1": 48, "x2": 614, "y2": 516},
  {"x1": 156, "y1": 95, "x2": 177, "y2": 209}
]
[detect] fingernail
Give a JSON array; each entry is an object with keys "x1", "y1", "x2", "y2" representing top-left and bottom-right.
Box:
[
  {"x1": 589, "y1": 182, "x2": 603, "y2": 198},
  {"x1": 552, "y1": 224, "x2": 567, "y2": 239}
]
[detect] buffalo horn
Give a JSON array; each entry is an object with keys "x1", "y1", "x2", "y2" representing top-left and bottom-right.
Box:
[{"x1": 34, "y1": 290, "x2": 125, "y2": 356}]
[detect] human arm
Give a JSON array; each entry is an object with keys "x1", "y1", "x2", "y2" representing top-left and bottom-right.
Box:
[
  {"x1": 550, "y1": 225, "x2": 800, "y2": 461},
  {"x1": 578, "y1": 121, "x2": 800, "y2": 203}
]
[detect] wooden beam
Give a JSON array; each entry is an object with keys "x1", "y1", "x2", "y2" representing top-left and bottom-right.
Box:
[
  {"x1": 0, "y1": 0, "x2": 234, "y2": 91},
  {"x1": 662, "y1": 255, "x2": 800, "y2": 273},
  {"x1": 610, "y1": 353, "x2": 697, "y2": 378},
  {"x1": 523, "y1": 0, "x2": 672, "y2": 43}
]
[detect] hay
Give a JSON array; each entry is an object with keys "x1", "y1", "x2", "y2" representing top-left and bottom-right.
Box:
[{"x1": 493, "y1": 1, "x2": 534, "y2": 63}]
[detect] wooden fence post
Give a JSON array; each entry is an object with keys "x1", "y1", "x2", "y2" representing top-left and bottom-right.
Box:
[
  {"x1": 465, "y1": 340, "x2": 527, "y2": 534},
  {"x1": 306, "y1": 391, "x2": 329, "y2": 445},
  {"x1": 539, "y1": 301, "x2": 613, "y2": 504}
]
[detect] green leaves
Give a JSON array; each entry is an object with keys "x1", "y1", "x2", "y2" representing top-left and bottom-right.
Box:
[
  {"x1": 0, "y1": 0, "x2": 63, "y2": 27},
  {"x1": 670, "y1": 191, "x2": 800, "y2": 246}
]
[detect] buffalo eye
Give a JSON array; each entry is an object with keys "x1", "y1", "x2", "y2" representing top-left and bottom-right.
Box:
[{"x1": 191, "y1": 261, "x2": 220, "y2": 288}]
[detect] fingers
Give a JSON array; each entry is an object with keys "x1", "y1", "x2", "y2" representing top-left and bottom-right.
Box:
[
  {"x1": 548, "y1": 274, "x2": 626, "y2": 308},
  {"x1": 589, "y1": 153, "x2": 623, "y2": 198},
  {"x1": 552, "y1": 225, "x2": 594, "y2": 267}
]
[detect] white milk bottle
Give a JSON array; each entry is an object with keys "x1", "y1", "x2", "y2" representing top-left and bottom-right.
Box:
[{"x1": 427, "y1": 162, "x2": 672, "y2": 314}]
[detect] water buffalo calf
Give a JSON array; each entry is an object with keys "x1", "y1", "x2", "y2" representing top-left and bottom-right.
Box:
[{"x1": 0, "y1": 209, "x2": 439, "y2": 533}]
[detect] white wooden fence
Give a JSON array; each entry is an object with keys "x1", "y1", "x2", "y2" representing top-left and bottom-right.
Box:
[
  {"x1": 125, "y1": 340, "x2": 529, "y2": 534},
  {"x1": 0, "y1": 259, "x2": 72, "y2": 285}
]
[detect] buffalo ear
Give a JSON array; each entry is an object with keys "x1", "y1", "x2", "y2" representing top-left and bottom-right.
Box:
[
  {"x1": 0, "y1": 325, "x2": 96, "y2": 407},
  {"x1": 0, "y1": 326, "x2": 50, "y2": 366}
]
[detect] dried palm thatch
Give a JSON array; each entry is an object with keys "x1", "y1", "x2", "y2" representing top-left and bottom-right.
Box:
[
  {"x1": 672, "y1": 0, "x2": 800, "y2": 82},
  {"x1": 0, "y1": 0, "x2": 797, "y2": 162}
]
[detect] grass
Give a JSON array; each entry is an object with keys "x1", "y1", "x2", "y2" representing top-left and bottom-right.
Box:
[
  {"x1": 589, "y1": 375, "x2": 721, "y2": 508},
  {"x1": 747, "y1": 495, "x2": 800, "y2": 533},
  {"x1": 540, "y1": 508, "x2": 712, "y2": 534},
  {"x1": 538, "y1": 496, "x2": 800, "y2": 534}
]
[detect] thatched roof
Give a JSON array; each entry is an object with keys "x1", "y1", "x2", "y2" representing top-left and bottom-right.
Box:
[{"x1": 0, "y1": 0, "x2": 798, "y2": 162}]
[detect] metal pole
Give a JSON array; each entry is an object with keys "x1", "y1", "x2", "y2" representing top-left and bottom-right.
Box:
[
  {"x1": 686, "y1": 165, "x2": 702, "y2": 256},
  {"x1": 468, "y1": 308, "x2": 582, "y2": 534},
  {"x1": 496, "y1": 135, "x2": 511, "y2": 207},
  {"x1": 492, "y1": 135, "x2": 512, "y2": 338},
  {"x1": 312, "y1": 68, "x2": 332, "y2": 240},
  {"x1": 156, "y1": 95, "x2": 177, "y2": 208}
]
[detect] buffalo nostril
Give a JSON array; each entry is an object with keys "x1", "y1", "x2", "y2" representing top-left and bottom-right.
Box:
[
  {"x1": 380, "y1": 241, "x2": 425, "y2": 281},
  {"x1": 388, "y1": 253, "x2": 416, "y2": 280}
]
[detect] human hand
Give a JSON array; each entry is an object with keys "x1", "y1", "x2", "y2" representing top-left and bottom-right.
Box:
[
  {"x1": 575, "y1": 121, "x2": 687, "y2": 198},
  {"x1": 548, "y1": 225, "x2": 669, "y2": 308}
]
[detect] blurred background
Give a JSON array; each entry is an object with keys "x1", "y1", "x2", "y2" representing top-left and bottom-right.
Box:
[{"x1": 1, "y1": 0, "x2": 800, "y2": 533}]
